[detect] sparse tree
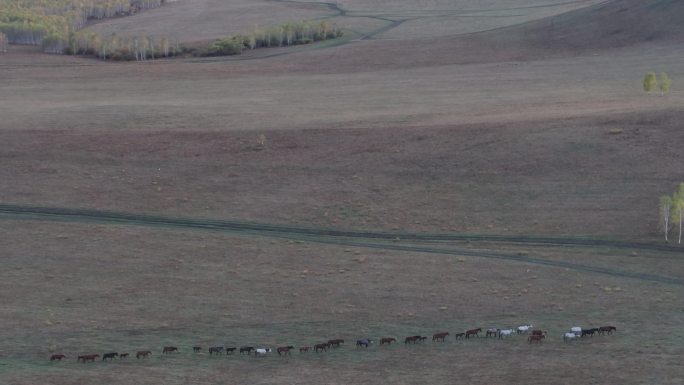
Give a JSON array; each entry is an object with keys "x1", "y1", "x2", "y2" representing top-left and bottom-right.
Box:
[
  {"x1": 643, "y1": 72, "x2": 657, "y2": 94},
  {"x1": 659, "y1": 72, "x2": 672, "y2": 96}
]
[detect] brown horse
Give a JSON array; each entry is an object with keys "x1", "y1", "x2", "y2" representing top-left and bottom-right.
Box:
[
  {"x1": 531, "y1": 330, "x2": 547, "y2": 337},
  {"x1": 528, "y1": 335, "x2": 545, "y2": 343},
  {"x1": 486, "y1": 328, "x2": 498, "y2": 338},
  {"x1": 380, "y1": 337, "x2": 396, "y2": 345},
  {"x1": 136, "y1": 350, "x2": 152, "y2": 359},
  {"x1": 433, "y1": 332, "x2": 449, "y2": 342},
  {"x1": 50, "y1": 354, "x2": 66, "y2": 361},
  {"x1": 162, "y1": 346, "x2": 178, "y2": 354},
  {"x1": 240, "y1": 346, "x2": 254, "y2": 355},
  {"x1": 465, "y1": 328, "x2": 482, "y2": 339},
  {"x1": 328, "y1": 339, "x2": 344, "y2": 348},
  {"x1": 78, "y1": 354, "x2": 99, "y2": 363},
  {"x1": 299, "y1": 346, "x2": 311, "y2": 353},
  {"x1": 277, "y1": 346, "x2": 294, "y2": 355},
  {"x1": 598, "y1": 326, "x2": 617, "y2": 335}
]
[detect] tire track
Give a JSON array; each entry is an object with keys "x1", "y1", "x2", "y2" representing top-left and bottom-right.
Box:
[
  {"x1": 0, "y1": 204, "x2": 682, "y2": 286},
  {"x1": 1, "y1": 204, "x2": 681, "y2": 253},
  {"x1": 283, "y1": 235, "x2": 684, "y2": 286}
]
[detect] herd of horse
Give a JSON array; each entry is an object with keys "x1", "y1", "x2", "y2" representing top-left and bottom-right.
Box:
[{"x1": 50, "y1": 324, "x2": 617, "y2": 363}]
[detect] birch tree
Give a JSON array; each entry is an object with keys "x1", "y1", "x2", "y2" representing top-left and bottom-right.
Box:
[
  {"x1": 660, "y1": 195, "x2": 672, "y2": 241},
  {"x1": 659, "y1": 72, "x2": 672, "y2": 96},
  {"x1": 0, "y1": 32, "x2": 7, "y2": 52},
  {"x1": 643, "y1": 72, "x2": 657, "y2": 94}
]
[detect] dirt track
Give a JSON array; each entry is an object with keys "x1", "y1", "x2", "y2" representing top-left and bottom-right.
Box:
[{"x1": 1, "y1": 203, "x2": 683, "y2": 286}]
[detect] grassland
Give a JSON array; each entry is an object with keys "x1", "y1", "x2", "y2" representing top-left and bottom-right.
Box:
[{"x1": 1, "y1": 0, "x2": 683, "y2": 384}]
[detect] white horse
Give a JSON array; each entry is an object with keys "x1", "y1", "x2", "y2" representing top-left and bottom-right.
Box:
[
  {"x1": 570, "y1": 326, "x2": 582, "y2": 336},
  {"x1": 498, "y1": 329, "x2": 515, "y2": 339},
  {"x1": 254, "y1": 348, "x2": 271, "y2": 357},
  {"x1": 517, "y1": 324, "x2": 533, "y2": 334},
  {"x1": 563, "y1": 332, "x2": 579, "y2": 342}
]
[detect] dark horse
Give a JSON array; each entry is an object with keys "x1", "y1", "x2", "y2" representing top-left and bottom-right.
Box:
[
  {"x1": 598, "y1": 326, "x2": 617, "y2": 335},
  {"x1": 404, "y1": 336, "x2": 420, "y2": 344},
  {"x1": 240, "y1": 346, "x2": 254, "y2": 355},
  {"x1": 328, "y1": 339, "x2": 344, "y2": 348},
  {"x1": 454, "y1": 333, "x2": 465, "y2": 339},
  {"x1": 193, "y1": 346, "x2": 202, "y2": 353},
  {"x1": 299, "y1": 346, "x2": 311, "y2": 353},
  {"x1": 314, "y1": 343, "x2": 329, "y2": 353},
  {"x1": 50, "y1": 354, "x2": 66, "y2": 361},
  {"x1": 119, "y1": 353, "x2": 129, "y2": 359},
  {"x1": 433, "y1": 332, "x2": 449, "y2": 342},
  {"x1": 356, "y1": 339, "x2": 372, "y2": 348},
  {"x1": 582, "y1": 328, "x2": 599, "y2": 338},
  {"x1": 162, "y1": 346, "x2": 178, "y2": 354},
  {"x1": 225, "y1": 347, "x2": 237, "y2": 354},
  {"x1": 102, "y1": 352, "x2": 118, "y2": 361},
  {"x1": 78, "y1": 354, "x2": 99, "y2": 363},
  {"x1": 465, "y1": 328, "x2": 482, "y2": 339},
  {"x1": 136, "y1": 350, "x2": 152, "y2": 359},
  {"x1": 277, "y1": 346, "x2": 294, "y2": 355},
  {"x1": 380, "y1": 337, "x2": 396, "y2": 345},
  {"x1": 209, "y1": 347, "x2": 224, "y2": 356}
]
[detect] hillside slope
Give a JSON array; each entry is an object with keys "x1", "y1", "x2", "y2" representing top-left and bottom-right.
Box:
[
  {"x1": 497, "y1": 0, "x2": 684, "y2": 52},
  {"x1": 276, "y1": 0, "x2": 684, "y2": 73}
]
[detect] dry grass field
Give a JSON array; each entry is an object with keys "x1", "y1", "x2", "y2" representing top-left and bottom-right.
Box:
[{"x1": 1, "y1": 0, "x2": 683, "y2": 384}]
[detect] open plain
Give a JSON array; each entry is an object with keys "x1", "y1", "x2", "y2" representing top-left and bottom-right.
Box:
[{"x1": 1, "y1": 0, "x2": 683, "y2": 384}]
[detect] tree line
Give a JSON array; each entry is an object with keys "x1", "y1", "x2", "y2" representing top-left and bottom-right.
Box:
[
  {"x1": 49, "y1": 19, "x2": 342, "y2": 61},
  {"x1": 202, "y1": 20, "x2": 343, "y2": 57},
  {"x1": 65, "y1": 31, "x2": 180, "y2": 60},
  {"x1": 0, "y1": 0, "x2": 167, "y2": 51},
  {"x1": 660, "y1": 183, "x2": 684, "y2": 244}
]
